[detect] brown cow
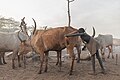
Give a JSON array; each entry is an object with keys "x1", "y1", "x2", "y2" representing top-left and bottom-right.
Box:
[
  {"x1": 18, "y1": 19, "x2": 82, "y2": 75},
  {"x1": 32, "y1": 27, "x2": 81, "y2": 75},
  {"x1": 18, "y1": 30, "x2": 63, "y2": 68}
]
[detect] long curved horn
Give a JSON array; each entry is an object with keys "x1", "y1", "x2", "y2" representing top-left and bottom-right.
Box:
[
  {"x1": 22, "y1": 17, "x2": 25, "y2": 21},
  {"x1": 19, "y1": 24, "x2": 23, "y2": 32},
  {"x1": 21, "y1": 17, "x2": 30, "y2": 38},
  {"x1": 32, "y1": 18, "x2": 36, "y2": 35},
  {"x1": 92, "y1": 27, "x2": 95, "y2": 37},
  {"x1": 21, "y1": 17, "x2": 26, "y2": 26},
  {"x1": 19, "y1": 17, "x2": 26, "y2": 32}
]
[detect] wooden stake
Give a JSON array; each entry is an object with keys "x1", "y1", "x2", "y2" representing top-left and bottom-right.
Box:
[{"x1": 116, "y1": 54, "x2": 118, "y2": 65}]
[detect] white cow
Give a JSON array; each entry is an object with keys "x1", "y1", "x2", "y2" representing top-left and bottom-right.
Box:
[
  {"x1": 0, "y1": 17, "x2": 29, "y2": 68},
  {"x1": 95, "y1": 34, "x2": 113, "y2": 61}
]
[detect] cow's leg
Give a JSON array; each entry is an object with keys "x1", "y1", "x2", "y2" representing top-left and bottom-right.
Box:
[
  {"x1": 102, "y1": 53, "x2": 105, "y2": 61},
  {"x1": 91, "y1": 54, "x2": 96, "y2": 75},
  {"x1": 23, "y1": 55, "x2": 26, "y2": 68},
  {"x1": 68, "y1": 49, "x2": 75, "y2": 75},
  {"x1": 96, "y1": 50, "x2": 105, "y2": 74},
  {"x1": 58, "y1": 51, "x2": 62, "y2": 71},
  {"x1": 111, "y1": 45, "x2": 114, "y2": 59},
  {"x1": 44, "y1": 52, "x2": 48, "y2": 72},
  {"x1": 101, "y1": 47, "x2": 106, "y2": 61},
  {"x1": 66, "y1": 44, "x2": 75, "y2": 75},
  {"x1": 0, "y1": 55, "x2": 3, "y2": 65},
  {"x1": 18, "y1": 55, "x2": 21, "y2": 67},
  {"x1": 75, "y1": 44, "x2": 81, "y2": 63},
  {"x1": 107, "y1": 46, "x2": 111, "y2": 58},
  {"x1": 38, "y1": 52, "x2": 44, "y2": 74},
  {"x1": 56, "y1": 51, "x2": 62, "y2": 71},
  {"x1": 69, "y1": 54, "x2": 75, "y2": 75},
  {"x1": 108, "y1": 45, "x2": 114, "y2": 59},
  {"x1": 12, "y1": 50, "x2": 18, "y2": 69},
  {"x1": 59, "y1": 51, "x2": 62, "y2": 66},
  {"x1": 56, "y1": 51, "x2": 60, "y2": 65},
  {"x1": 2, "y1": 52, "x2": 7, "y2": 64}
]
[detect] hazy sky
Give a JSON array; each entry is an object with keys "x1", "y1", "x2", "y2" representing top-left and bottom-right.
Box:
[{"x1": 0, "y1": 0, "x2": 120, "y2": 38}]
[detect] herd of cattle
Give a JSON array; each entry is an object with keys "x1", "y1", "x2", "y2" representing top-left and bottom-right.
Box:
[{"x1": 0, "y1": 17, "x2": 114, "y2": 75}]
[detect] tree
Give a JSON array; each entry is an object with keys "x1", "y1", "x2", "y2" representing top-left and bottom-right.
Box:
[
  {"x1": 67, "y1": 0, "x2": 74, "y2": 27},
  {"x1": 0, "y1": 16, "x2": 20, "y2": 28}
]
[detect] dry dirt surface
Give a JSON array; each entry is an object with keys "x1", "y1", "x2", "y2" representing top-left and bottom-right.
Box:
[{"x1": 0, "y1": 51, "x2": 120, "y2": 80}]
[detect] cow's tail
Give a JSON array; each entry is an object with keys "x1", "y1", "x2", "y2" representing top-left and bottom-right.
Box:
[{"x1": 65, "y1": 37, "x2": 69, "y2": 45}]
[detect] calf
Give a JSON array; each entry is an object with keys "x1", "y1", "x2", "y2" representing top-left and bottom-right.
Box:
[{"x1": 18, "y1": 40, "x2": 33, "y2": 68}]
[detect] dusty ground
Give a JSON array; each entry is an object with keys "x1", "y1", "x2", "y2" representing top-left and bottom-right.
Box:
[{"x1": 0, "y1": 50, "x2": 120, "y2": 80}]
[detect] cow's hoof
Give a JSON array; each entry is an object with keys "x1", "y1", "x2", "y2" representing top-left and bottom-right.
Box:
[
  {"x1": 38, "y1": 71, "x2": 42, "y2": 74},
  {"x1": 101, "y1": 70, "x2": 106, "y2": 74},
  {"x1": 76, "y1": 60, "x2": 80, "y2": 63},
  {"x1": 69, "y1": 71, "x2": 73, "y2": 75},
  {"x1": 44, "y1": 69, "x2": 47, "y2": 72},
  {"x1": 3, "y1": 62, "x2": 7, "y2": 64},
  {"x1": 0, "y1": 63, "x2": 3, "y2": 65}
]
